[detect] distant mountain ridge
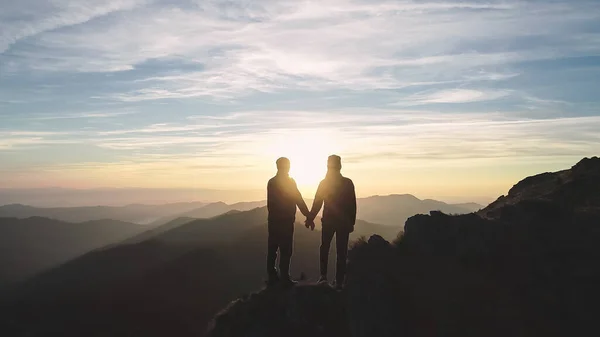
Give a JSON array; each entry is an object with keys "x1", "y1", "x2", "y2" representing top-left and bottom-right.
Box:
[
  {"x1": 0, "y1": 217, "x2": 144, "y2": 287},
  {"x1": 147, "y1": 201, "x2": 267, "y2": 227},
  {"x1": 151, "y1": 195, "x2": 481, "y2": 227},
  {"x1": 0, "y1": 187, "x2": 264, "y2": 208},
  {"x1": 181, "y1": 201, "x2": 267, "y2": 219},
  {"x1": 0, "y1": 202, "x2": 206, "y2": 224},
  {"x1": 356, "y1": 194, "x2": 481, "y2": 226},
  {"x1": 0, "y1": 195, "x2": 480, "y2": 228},
  {"x1": 131, "y1": 206, "x2": 400, "y2": 247}
]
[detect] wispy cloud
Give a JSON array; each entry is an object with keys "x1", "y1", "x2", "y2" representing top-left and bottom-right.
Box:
[
  {"x1": 3, "y1": 111, "x2": 599, "y2": 194},
  {"x1": 3, "y1": 0, "x2": 599, "y2": 98},
  {"x1": 30, "y1": 109, "x2": 139, "y2": 120},
  {"x1": 0, "y1": 0, "x2": 147, "y2": 53},
  {"x1": 398, "y1": 89, "x2": 512, "y2": 105},
  {"x1": 0, "y1": 136, "x2": 77, "y2": 150},
  {"x1": 4, "y1": 108, "x2": 599, "y2": 159}
]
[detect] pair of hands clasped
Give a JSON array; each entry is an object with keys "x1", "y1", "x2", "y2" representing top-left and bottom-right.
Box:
[{"x1": 304, "y1": 216, "x2": 316, "y2": 231}]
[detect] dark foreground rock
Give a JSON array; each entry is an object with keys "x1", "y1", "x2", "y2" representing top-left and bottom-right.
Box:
[{"x1": 208, "y1": 284, "x2": 350, "y2": 337}]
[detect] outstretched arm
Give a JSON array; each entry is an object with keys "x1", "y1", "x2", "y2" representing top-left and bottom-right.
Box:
[
  {"x1": 292, "y1": 179, "x2": 310, "y2": 217},
  {"x1": 349, "y1": 180, "x2": 357, "y2": 226},
  {"x1": 309, "y1": 181, "x2": 325, "y2": 221},
  {"x1": 267, "y1": 180, "x2": 273, "y2": 213}
]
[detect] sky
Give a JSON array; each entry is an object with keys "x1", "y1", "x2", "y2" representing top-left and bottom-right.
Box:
[{"x1": 1, "y1": 0, "x2": 599, "y2": 204}]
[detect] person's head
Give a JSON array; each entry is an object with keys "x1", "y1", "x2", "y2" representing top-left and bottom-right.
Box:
[
  {"x1": 327, "y1": 155, "x2": 342, "y2": 173},
  {"x1": 276, "y1": 157, "x2": 291, "y2": 175}
]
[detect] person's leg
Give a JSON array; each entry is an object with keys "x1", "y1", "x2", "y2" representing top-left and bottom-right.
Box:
[
  {"x1": 320, "y1": 225, "x2": 335, "y2": 279},
  {"x1": 335, "y1": 230, "x2": 350, "y2": 288},
  {"x1": 266, "y1": 230, "x2": 279, "y2": 282},
  {"x1": 278, "y1": 227, "x2": 294, "y2": 281}
]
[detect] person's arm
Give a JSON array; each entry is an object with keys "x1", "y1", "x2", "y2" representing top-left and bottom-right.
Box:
[
  {"x1": 348, "y1": 179, "x2": 357, "y2": 226},
  {"x1": 267, "y1": 179, "x2": 273, "y2": 213},
  {"x1": 291, "y1": 179, "x2": 310, "y2": 217},
  {"x1": 309, "y1": 181, "x2": 325, "y2": 221}
]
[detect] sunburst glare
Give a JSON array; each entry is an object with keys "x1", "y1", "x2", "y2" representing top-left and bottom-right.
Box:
[{"x1": 265, "y1": 130, "x2": 340, "y2": 193}]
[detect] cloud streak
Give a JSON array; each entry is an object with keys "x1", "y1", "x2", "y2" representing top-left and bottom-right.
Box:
[
  {"x1": 29, "y1": 110, "x2": 139, "y2": 120},
  {"x1": 0, "y1": 0, "x2": 147, "y2": 53},
  {"x1": 398, "y1": 89, "x2": 512, "y2": 105}
]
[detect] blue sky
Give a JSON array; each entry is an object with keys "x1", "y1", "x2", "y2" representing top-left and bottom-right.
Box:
[{"x1": 1, "y1": 0, "x2": 599, "y2": 202}]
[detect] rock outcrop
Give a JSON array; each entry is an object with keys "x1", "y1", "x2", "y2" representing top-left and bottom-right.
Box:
[
  {"x1": 480, "y1": 156, "x2": 600, "y2": 219},
  {"x1": 207, "y1": 284, "x2": 350, "y2": 337}
]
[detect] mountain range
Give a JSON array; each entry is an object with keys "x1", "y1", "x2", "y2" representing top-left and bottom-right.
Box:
[
  {"x1": 0, "y1": 217, "x2": 144, "y2": 287},
  {"x1": 0, "y1": 193, "x2": 476, "y2": 291},
  {"x1": 149, "y1": 201, "x2": 270, "y2": 226},
  {"x1": 0, "y1": 205, "x2": 398, "y2": 337},
  {"x1": 0, "y1": 188, "x2": 264, "y2": 208},
  {"x1": 0, "y1": 195, "x2": 481, "y2": 227},
  {"x1": 355, "y1": 194, "x2": 481, "y2": 226},
  {"x1": 0, "y1": 202, "x2": 206, "y2": 224}
]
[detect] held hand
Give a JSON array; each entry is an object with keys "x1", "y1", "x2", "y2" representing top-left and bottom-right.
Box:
[{"x1": 305, "y1": 218, "x2": 315, "y2": 231}]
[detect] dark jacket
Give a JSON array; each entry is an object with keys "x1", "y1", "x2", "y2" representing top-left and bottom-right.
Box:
[
  {"x1": 267, "y1": 174, "x2": 309, "y2": 226},
  {"x1": 310, "y1": 173, "x2": 357, "y2": 231}
]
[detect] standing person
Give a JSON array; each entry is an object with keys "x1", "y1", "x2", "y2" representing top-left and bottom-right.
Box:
[
  {"x1": 267, "y1": 157, "x2": 310, "y2": 287},
  {"x1": 307, "y1": 155, "x2": 357, "y2": 290}
]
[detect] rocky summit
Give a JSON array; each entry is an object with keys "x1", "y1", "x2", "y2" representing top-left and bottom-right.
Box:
[
  {"x1": 207, "y1": 284, "x2": 349, "y2": 337},
  {"x1": 480, "y1": 156, "x2": 600, "y2": 219}
]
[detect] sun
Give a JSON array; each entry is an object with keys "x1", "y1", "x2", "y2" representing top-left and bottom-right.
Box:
[
  {"x1": 288, "y1": 146, "x2": 327, "y2": 188},
  {"x1": 265, "y1": 130, "x2": 339, "y2": 192}
]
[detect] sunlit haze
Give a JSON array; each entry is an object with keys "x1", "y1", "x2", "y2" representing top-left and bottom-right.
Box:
[
  {"x1": 1, "y1": 0, "x2": 599, "y2": 204},
  {"x1": 266, "y1": 130, "x2": 340, "y2": 193}
]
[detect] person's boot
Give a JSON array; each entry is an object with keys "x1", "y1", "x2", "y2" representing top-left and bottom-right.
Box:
[
  {"x1": 266, "y1": 273, "x2": 280, "y2": 287},
  {"x1": 317, "y1": 275, "x2": 328, "y2": 284},
  {"x1": 333, "y1": 279, "x2": 345, "y2": 291},
  {"x1": 280, "y1": 275, "x2": 298, "y2": 288}
]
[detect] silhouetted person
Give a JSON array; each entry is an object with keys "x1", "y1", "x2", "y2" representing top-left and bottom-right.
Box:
[
  {"x1": 308, "y1": 155, "x2": 356, "y2": 290},
  {"x1": 267, "y1": 157, "x2": 310, "y2": 287}
]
